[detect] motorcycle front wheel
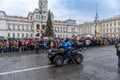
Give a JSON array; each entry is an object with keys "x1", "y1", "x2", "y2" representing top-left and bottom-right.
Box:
[
  {"x1": 74, "y1": 54, "x2": 83, "y2": 64},
  {"x1": 53, "y1": 55, "x2": 64, "y2": 67}
]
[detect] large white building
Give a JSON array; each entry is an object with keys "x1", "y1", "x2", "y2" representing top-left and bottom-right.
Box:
[
  {"x1": 78, "y1": 16, "x2": 120, "y2": 38},
  {"x1": 0, "y1": 0, "x2": 78, "y2": 39}
]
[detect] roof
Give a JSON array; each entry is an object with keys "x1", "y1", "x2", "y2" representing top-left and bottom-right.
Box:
[{"x1": 7, "y1": 15, "x2": 28, "y2": 19}]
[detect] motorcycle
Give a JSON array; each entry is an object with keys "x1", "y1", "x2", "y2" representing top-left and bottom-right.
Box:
[{"x1": 48, "y1": 48, "x2": 83, "y2": 67}]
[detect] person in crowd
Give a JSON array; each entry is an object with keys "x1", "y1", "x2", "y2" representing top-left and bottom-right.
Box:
[
  {"x1": 6, "y1": 40, "x2": 10, "y2": 52},
  {"x1": 0, "y1": 40, "x2": 3, "y2": 53},
  {"x1": 18, "y1": 40, "x2": 22, "y2": 53},
  {"x1": 85, "y1": 38, "x2": 91, "y2": 48},
  {"x1": 115, "y1": 39, "x2": 120, "y2": 68}
]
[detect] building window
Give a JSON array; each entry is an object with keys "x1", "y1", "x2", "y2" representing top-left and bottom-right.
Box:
[
  {"x1": 22, "y1": 33, "x2": 24, "y2": 38},
  {"x1": 18, "y1": 25, "x2": 20, "y2": 30},
  {"x1": 8, "y1": 33, "x2": 10, "y2": 36},
  {"x1": 58, "y1": 27, "x2": 60, "y2": 32},
  {"x1": 110, "y1": 29, "x2": 112, "y2": 32},
  {"x1": 72, "y1": 28, "x2": 75, "y2": 33},
  {"x1": 39, "y1": 15, "x2": 40, "y2": 20},
  {"x1": 31, "y1": 33, "x2": 32, "y2": 37},
  {"x1": 103, "y1": 24, "x2": 105, "y2": 27},
  {"x1": 106, "y1": 24, "x2": 108, "y2": 27},
  {"x1": 54, "y1": 27, "x2": 56, "y2": 32},
  {"x1": 64, "y1": 28, "x2": 66, "y2": 32},
  {"x1": 36, "y1": 15, "x2": 38, "y2": 19},
  {"x1": 13, "y1": 33, "x2": 15, "y2": 38},
  {"x1": 26, "y1": 26, "x2": 28, "y2": 31},
  {"x1": 60, "y1": 28, "x2": 62, "y2": 32},
  {"x1": 13, "y1": 25, "x2": 15, "y2": 30},
  {"x1": 66, "y1": 28, "x2": 68, "y2": 32},
  {"x1": 54, "y1": 34, "x2": 56, "y2": 37},
  {"x1": 26, "y1": 33, "x2": 28, "y2": 38},
  {"x1": 66, "y1": 35, "x2": 68, "y2": 37},
  {"x1": 110, "y1": 23, "x2": 112, "y2": 27},
  {"x1": 30, "y1": 16, "x2": 32, "y2": 20},
  {"x1": 118, "y1": 22, "x2": 120, "y2": 26},
  {"x1": 36, "y1": 24, "x2": 40, "y2": 30},
  {"x1": 8, "y1": 24, "x2": 11, "y2": 30},
  {"x1": 56, "y1": 28, "x2": 58, "y2": 32},
  {"x1": 61, "y1": 34, "x2": 62, "y2": 37},
  {"x1": 103, "y1": 30, "x2": 105, "y2": 33},
  {"x1": 114, "y1": 28, "x2": 116, "y2": 32},
  {"x1": 42, "y1": 16, "x2": 46, "y2": 20},
  {"x1": 114, "y1": 22, "x2": 116, "y2": 26},
  {"x1": 31, "y1": 26, "x2": 32, "y2": 31},
  {"x1": 22, "y1": 25, "x2": 24, "y2": 30},
  {"x1": 63, "y1": 34, "x2": 65, "y2": 37},
  {"x1": 17, "y1": 33, "x2": 20, "y2": 37},
  {"x1": 107, "y1": 29, "x2": 108, "y2": 33},
  {"x1": 100, "y1": 25, "x2": 102, "y2": 28}
]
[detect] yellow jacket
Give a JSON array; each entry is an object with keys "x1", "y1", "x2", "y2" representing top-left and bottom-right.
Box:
[{"x1": 0, "y1": 42, "x2": 3, "y2": 48}]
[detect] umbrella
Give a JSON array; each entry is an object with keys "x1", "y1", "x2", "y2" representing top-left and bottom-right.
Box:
[
  {"x1": 85, "y1": 35, "x2": 92, "y2": 38},
  {"x1": 6, "y1": 36, "x2": 12, "y2": 40}
]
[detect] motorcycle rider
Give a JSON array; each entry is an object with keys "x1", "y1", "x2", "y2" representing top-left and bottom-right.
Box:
[
  {"x1": 48, "y1": 38, "x2": 72, "y2": 65},
  {"x1": 60, "y1": 38, "x2": 72, "y2": 59}
]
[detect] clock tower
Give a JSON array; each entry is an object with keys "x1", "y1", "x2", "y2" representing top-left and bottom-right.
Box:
[{"x1": 38, "y1": 0, "x2": 48, "y2": 13}]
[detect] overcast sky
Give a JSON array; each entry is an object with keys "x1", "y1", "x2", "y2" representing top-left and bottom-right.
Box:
[{"x1": 0, "y1": 0, "x2": 120, "y2": 24}]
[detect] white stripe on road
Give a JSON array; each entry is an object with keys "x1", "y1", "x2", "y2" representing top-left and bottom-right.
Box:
[
  {"x1": 0, "y1": 54, "x2": 116, "y2": 76},
  {"x1": 0, "y1": 65, "x2": 53, "y2": 76}
]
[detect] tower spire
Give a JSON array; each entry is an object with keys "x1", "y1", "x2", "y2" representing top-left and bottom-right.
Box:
[
  {"x1": 94, "y1": 3, "x2": 99, "y2": 36},
  {"x1": 95, "y1": 3, "x2": 99, "y2": 22}
]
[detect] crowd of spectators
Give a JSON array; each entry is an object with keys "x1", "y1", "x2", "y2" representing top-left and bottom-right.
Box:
[{"x1": 0, "y1": 37, "x2": 119, "y2": 53}]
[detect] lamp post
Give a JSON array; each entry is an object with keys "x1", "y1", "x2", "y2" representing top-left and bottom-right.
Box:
[
  {"x1": 94, "y1": 4, "x2": 99, "y2": 37},
  {"x1": 39, "y1": 2, "x2": 43, "y2": 39},
  {"x1": 95, "y1": 21, "x2": 97, "y2": 37}
]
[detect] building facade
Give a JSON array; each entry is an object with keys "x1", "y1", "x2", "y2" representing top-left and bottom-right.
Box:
[
  {"x1": 0, "y1": 0, "x2": 78, "y2": 39},
  {"x1": 79, "y1": 16, "x2": 120, "y2": 38},
  {"x1": 1, "y1": 0, "x2": 119, "y2": 39},
  {"x1": 98, "y1": 16, "x2": 120, "y2": 38}
]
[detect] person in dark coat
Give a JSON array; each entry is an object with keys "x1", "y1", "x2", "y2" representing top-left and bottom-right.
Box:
[{"x1": 115, "y1": 39, "x2": 120, "y2": 68}]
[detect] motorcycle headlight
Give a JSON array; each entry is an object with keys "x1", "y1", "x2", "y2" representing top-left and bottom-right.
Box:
[{"x1": 48, "y1": 49, "x2": 52, "y2": 53}]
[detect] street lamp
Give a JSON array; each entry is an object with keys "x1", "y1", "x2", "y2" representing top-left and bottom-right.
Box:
[
  {"x1": 94, "y1": 4, "x2": 99, "y2": 37},
  {"x1": 39, "y1": 2, "x2": 43, "y2": 39}
]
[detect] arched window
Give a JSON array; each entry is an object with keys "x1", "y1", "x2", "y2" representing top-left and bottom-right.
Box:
[
  {"x1": 22, "y1": 33, "x2": 24, "y2": 38},
  {"x1": 61, "y1": 34, "x2": 62, "y2": 37},
  {"x1": 42, "y1": 25, "x2": 45, "y2": 29},
  {"x1": 26, "y1": 33, "x2": 28, "y2": 38},
  {"x1": 17, "y1": 33, "x2": 20, "y2": 37},
  {"x1": 36, "y1": 24, "x2": 40, "y2": 30},
  {"x1": 8, "y1": 33, "x2": 10, "y2": 36},
  {"x1": 13, "y1": 33, "x2": 15, "y2": 38}
]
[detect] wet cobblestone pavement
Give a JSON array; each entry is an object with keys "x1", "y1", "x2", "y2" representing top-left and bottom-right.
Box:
[{"x1": 0, "y1": 46, "x2": 119, "y2": 80}]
